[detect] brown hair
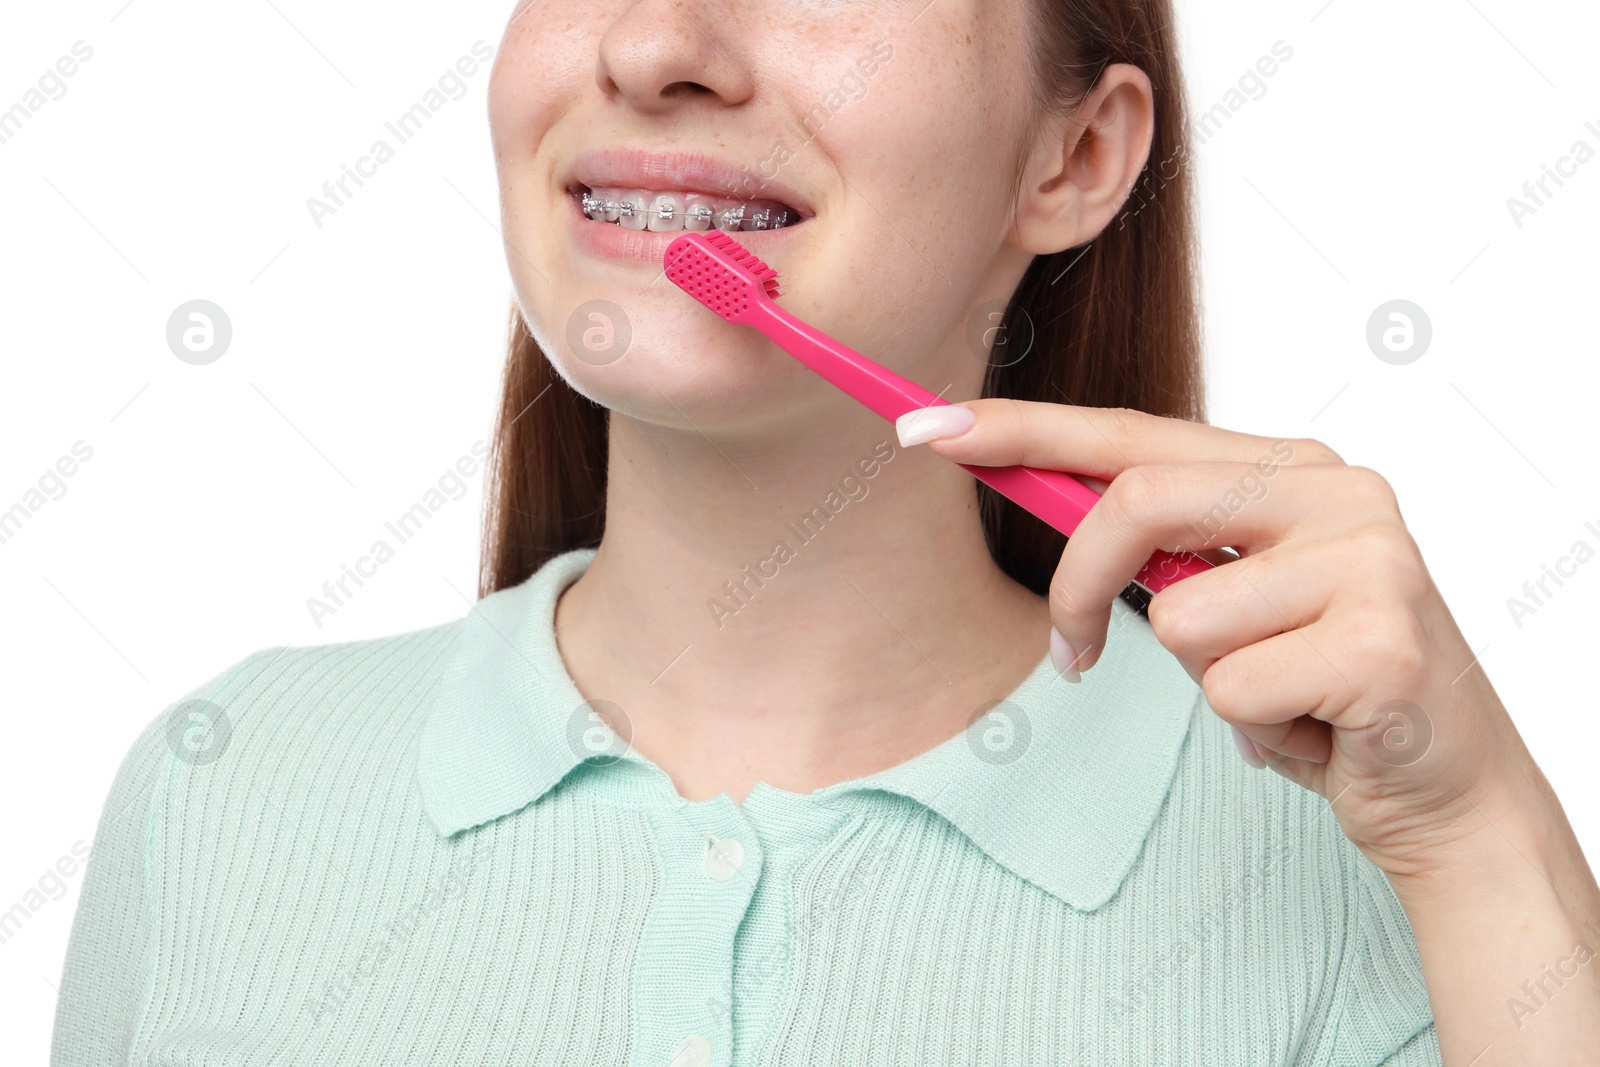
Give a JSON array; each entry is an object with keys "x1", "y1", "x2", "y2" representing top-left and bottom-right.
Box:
[{"x1": 477, "y1": 0, "x2": 1202, "y2": 599}]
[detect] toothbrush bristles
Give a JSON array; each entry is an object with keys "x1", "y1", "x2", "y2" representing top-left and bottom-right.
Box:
[{"x1": 701, "y1": 230, "x2": 782, "y2": 299}]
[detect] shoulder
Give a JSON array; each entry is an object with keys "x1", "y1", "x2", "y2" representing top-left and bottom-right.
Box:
[
  {"x1": 104, "y1": 616, "x2": 468, "y2": 858},
  {"x1": 172, "y1": 618, "x2": 465, "y2": 768},
  {"x1": 56, "y1": 617, "x2": 481, "y2": 1065}
]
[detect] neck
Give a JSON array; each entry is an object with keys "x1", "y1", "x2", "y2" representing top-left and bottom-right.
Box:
[{"x1": 553, "y1": 394, "x2": 1051, "y2": 803}]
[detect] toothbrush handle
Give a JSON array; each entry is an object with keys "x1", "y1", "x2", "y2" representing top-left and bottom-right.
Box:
[{"x1": 751, "y1": 300, "x2": 1212, "y2": 595}]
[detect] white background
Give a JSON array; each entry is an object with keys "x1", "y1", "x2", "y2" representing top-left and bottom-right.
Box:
[{"x1": 2, "y1": 0, "x2": 1596, "y2": 1056}]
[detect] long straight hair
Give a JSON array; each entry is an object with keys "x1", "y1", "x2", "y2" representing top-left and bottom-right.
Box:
[{"x1": 477, "y1": 0, "x2": 1202, "y2": 599}]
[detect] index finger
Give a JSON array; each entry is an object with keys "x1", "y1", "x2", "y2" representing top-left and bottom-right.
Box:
[{"x1": 921, "y1": 398, "x2": 1333, "y2": 480}]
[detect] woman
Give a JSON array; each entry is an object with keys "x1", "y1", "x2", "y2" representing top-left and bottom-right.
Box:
[{"x1": 51, "y1": 0, "x2": 1600, "y2": 1064}]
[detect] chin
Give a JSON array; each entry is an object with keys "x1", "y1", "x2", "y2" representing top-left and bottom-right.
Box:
[{"x1": 545, "y1": 323, "x2": 807, "y2": 429}]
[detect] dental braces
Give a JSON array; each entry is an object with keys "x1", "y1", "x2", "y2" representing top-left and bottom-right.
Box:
[{"x1": 580, "y1": 191, "x2": 794, "y2": 231}]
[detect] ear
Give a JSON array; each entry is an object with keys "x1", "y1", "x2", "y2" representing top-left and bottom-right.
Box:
[{"x1": 1009, "y1": 63, "x2": 1156, "y2": 255}]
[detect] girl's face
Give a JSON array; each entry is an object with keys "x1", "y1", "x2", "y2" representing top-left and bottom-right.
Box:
[{"x1": 489, "y1": 1, "x2": 1041, "y2": 435}]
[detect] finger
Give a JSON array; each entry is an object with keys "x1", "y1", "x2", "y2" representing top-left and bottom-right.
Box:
[
  {"x1": 1250, "y1": 743, "x2": 1331, "y2": 800},
  {"x1": 1226, "y1": 718, "x2": 1332, "y2": 799},
  {"x1": 1006, "y1": 469, "x2": 1244, "y2": 569},
  {"x1": 1200, "y1": 620, "x2": 1360, "y2": 761},
  {"x1": 1148, "y1": 538, "x2": 1338, "y2": 676},
  {"x1": 1049, "y1": 462, "x2": 1359, "y2": 671},
  {"x1": 919, "y1": 398, "x2": 1339, "y2": 480}
]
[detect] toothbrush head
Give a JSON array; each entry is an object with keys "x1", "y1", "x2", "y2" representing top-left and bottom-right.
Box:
[{"x1": 663, "y1": 230, "x2": 782, "y2": 323}]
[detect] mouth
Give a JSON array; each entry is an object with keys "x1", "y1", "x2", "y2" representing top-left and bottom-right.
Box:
[
  {"x1": 571, "y1": 185, "x2": 805, "y2": 234},
  {"x1": 562, "y1": 148, "x2": 811, "y2": 262}
]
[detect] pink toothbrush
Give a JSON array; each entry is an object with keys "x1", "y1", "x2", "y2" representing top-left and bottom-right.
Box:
[{"x1": 662, "y1": 230, "x2": 1213, "y2": 603}]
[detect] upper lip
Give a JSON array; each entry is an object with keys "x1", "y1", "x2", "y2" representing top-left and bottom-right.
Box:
[{"x1": 565, "y1": 146, "x2": 813, "y2": 216}]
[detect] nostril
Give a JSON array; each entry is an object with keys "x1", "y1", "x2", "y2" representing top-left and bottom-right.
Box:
[{"x1": 660, "y1": 81, "x2": 714, "y2": 98}]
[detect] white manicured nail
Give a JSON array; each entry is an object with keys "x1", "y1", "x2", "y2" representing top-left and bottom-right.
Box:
[
  {"x1": 895, "y1": 405, "x2": 976, "y2": 447},
  {"x1": 1049, "y1": 627, "x2": 1081, "y2": 683}
]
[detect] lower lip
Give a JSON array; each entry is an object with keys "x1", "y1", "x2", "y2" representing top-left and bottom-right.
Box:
[{"x1": 565, "y1": 192, "x2": 806, "y2": 264}]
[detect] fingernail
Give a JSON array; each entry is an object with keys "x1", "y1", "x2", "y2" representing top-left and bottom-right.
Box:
[
  {"x1": 1230, "y1": 725, "x2": 1267, "y2": 770},
  {"x1": 896, "y1": 405, "x2": 976, "y2": 447},
  {"x1": 1049, "y1": 627, "x2": 1081, "y2": 683}
]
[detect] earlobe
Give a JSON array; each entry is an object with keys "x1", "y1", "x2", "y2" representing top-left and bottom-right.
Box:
[{"x1": 1009, "y1": 64, "x2": 1156, "y2": 256}]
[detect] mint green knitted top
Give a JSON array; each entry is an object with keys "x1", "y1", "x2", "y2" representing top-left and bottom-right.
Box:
[{"x1": 52, "y1": 547, "x2": 1441, "y2": 1066}]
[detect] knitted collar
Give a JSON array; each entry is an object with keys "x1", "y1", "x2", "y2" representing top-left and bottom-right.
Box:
[{"x1": 415, "y1": 547, "x2": 1197, "y2": 913}]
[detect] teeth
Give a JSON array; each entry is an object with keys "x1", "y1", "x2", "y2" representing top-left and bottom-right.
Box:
[
  {"x1": 616, "y1": 190, "x2": 649, "y2": 231},
  {"x1": 645, "y1": 192, "x2": 685, "y2": 232},
  {"x1": 683, "y1": 197, "x2": 715, "y2": 231},
  {"x1": 577, "y1": 185, "x2": 801, "y2": 232}
]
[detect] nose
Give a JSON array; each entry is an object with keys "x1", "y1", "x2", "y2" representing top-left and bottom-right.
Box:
[{"x1": 595, "y1": 1, "x2": 754, "y2": 113}]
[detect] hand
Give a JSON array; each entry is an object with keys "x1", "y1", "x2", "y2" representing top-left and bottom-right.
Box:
[{"x1": 899, "y1": 398, "x2": 1541, "y2": 881}]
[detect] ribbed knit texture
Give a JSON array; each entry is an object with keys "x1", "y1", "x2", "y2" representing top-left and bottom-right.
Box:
[{"x1": 52, "y1": 549, "x2": 1441, "y2": 1066}]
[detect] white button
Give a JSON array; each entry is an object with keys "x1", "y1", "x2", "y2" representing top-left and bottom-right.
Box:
[
  {"x1": 669, "y1": 1034, "x2": 710, "y2": 1067},
  {"x1": 703, "y1": 833, "x2": 745, "y2": 882}
]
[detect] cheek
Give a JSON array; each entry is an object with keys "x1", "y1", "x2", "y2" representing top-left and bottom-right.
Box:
[
  {"x1": 800, "y1": 48, "x2": 1028, "y2": 361},
  {"x1": 870, "y1": 19, "x2": 1030, "y2": 228},
  {"x1": 869, "y1": 78, "x2": 1016, "y2": 222},
  {"x1": 490, "y1": 8, "x2": 604, "y2": 321},
  {"x1": 488, "y1": 8, "x2": 595, "y2": 152}
]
